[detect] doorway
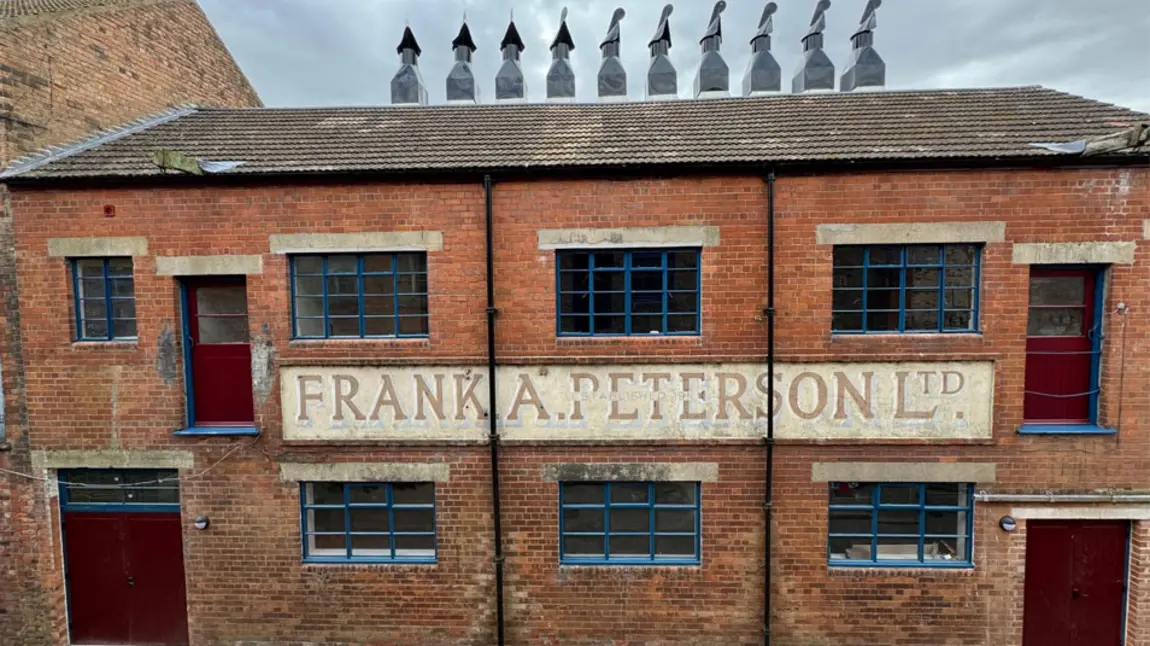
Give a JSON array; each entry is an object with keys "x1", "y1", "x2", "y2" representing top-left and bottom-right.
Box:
[
  {"x1": 182, "y1": 278, "x2": 254, "y2": 426},
  {"x1": 1023, "y1": 267, "x2": 1100, "y2": 424},
  {"x1": 61, "y1": 469, "x2": 189, "y2": 645},
  {"x1": 1022, "y1": 520, "x2": 1127, "y2": 646}
]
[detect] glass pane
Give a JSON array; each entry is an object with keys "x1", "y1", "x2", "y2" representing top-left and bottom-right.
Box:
[
  {"x1": 363, "y1": 276, "x2": 396, "y2": 296},
  {"x1": 67, "y1": 487, "x2": 123, "y2": 504},
  {"x1": 867, "y1": 268, "x2": 901, "y2": 289},
  {"x1": 833, "y1": 290, "x2": 863, "y2": 311},
  {"x1": 349, "y1": 508, "x2": 389, "y2": 532},
  {"x1": 111, "y1": 300, "x2": 136, "y2": 320},
  {"x1": 925, "y1": 511, "x2": 964, "y2": 536},
  {"x1": 945, "y1": 245, "x2": 978, "y2": 265},
  {"x1": 906, "y1": 290, "x2": 939, "y2": 310},
  {"x1": 397, "y1": 316, "x2": 429, "y2": 336},
  {"x1": 655, "y1": 509, "x2": 695, "y2": 533},
  {"x1": 397, "y1": 295, "x2": 429, "y2": 315},
  {"x1": 906, "y1": 268, "x2": 940, "y2": 289},
  {"x1": 592, "y1": 272, "x2": 625, "y2": 292},
  {"x1": 77, "y1": 259, "x2": 104, "y2": 278},
  {"x1": 392, "y1": 483, "x2": 434, "y2": 505},
  {"x1": 558, "y1": 252, "x2": 590, "y2": 271},
  {"x1": 829, "y1": 482, "x2": 873, "y2": 505},
  {"x1": 296, "y1": 318, "x2": 324, "y2": 337},
  {"x1": 393, "y1": 508, "x2": 434, "y2": 532},
  {"x1": 875, "y1": 536, "x2": 921, "y2": 561},
  {"x1": 196, "y1": 287, "x2": 247, "y2": 315},
  {"x1": 877, "y1": 509, "x2": 920, "y2": 535},
  {"x1": 1028, "y1": 307, "x2": 1083, "y2": 336},
  {"x1": 310, "y1": 508, "x2": 345, "y2": 533},
  {"x1": 631, "y1": 316, "x2": 661, "y2": 334},
  {"x1": 328, "y1": 296, "x2": 359, "y2": 316},
  {"x1": 925, "y1": 484, "x2": 966, "y2": 507},
  {"x1": 79, "y1": 278, "x2": 105, "y2": 298},
  {"x1": 396, "y1": 253, "x2": 425, "y2": 273},
  {"x1": 924, "y1": 536, "x2": 965, "y2": 562},
  {"x1": 667, "y1": 251, "x2": 698, "y2": 269},
  {"x1": 655, "y1": 535, "x2": 695, "y2": 557},
  {"x1": 295, "y1": 296, "x2": 324, "y2": 319},
  {"x1": 880, "y1": 485, "x2": 920, "y2": 505},
  {"x1": 905, "y1": 310, "x2": 940, "y2": 331},
  {"x1": 197, "y1": 317, "x2": 248, "y2": 343},
  {"x1": 833, "y1": 247, "x2": 864, "y2": 267},
  {"x1": 608, "y1": 535, "x2": 649, "y2": 557},
  {"x1": 308, "y1": 483, "x2": 344, "y2": 505},
  {"x1": 310, "y1": 533, "x2": 345, "y2": 553},
  {"x1": 394, "y1": 533, "x2": 435, "y2": 556},
  {"x1": 833, "y1": 269, "x2": 863, "y2": 289},
  {"x1": 110, "y1": 280, "x2": 134, "y2": 298},
  {"x1": 83, "y1": 319, "x2": 109, "y2": 339},
  {"x1": 111, "y1": 319, "x2": 137, "y2": 339},
  {"x1": 632, "y1": 252, "x2": 662, "y2": 268},
  {"x1": 630, "y1": 271, "x2": 662, "y2": 292},
  {"x1": 868, "y1": 246, "x2": 902, "y2": 266},
  {"x1": 593, "y1": 251, "x2": 624, "y2": 268},
  {"x1": 559, "y1": 271, "x2": 590, "y2": 292},
  {"x1": 560, "y1": 316, "x2": 590, "y2": 334},
  {"x1": 667, "y1": 270, "x2": 697, "y2": 291},
  {"x1": 907, "y1": 246, "x2": 941, "y2": 265},
  {"x1": 327, "y1": 256, "x2": 357, "y2": 273},
  {"x1": 396, "y1": 274, "x2": 427, "y2": 294},
  {"x1": 945, "y1": 268, "x2": 975, "y2": 287},
  {"x1": 349, "y1": 484, "x2": 388, "y2": 504},
  {"x1": 667, "y1": 293, "x2": 695, "y2": 314},
  {"x1": 828, "y1": 508, "x2": 872, "y2": 535},
  {"x1": 563, "y1": 534, "x2": 603, "y2": 557},
  {"x1": 68, "y1": 470, "x2": 126, "y2": 486},
  {"x1": 654, "y1": 483, "x2": 696, "y2": 505},
  {"x1": 327, "y1": 276, "x2": 358, "y2": 296},
  {"x1": 362, "y1": 255, "x2": 394, "y2": 273},
  {"x1": 631, "y1": 293, "x2": 663, "y2": 314},
  {"x1": 107, "y1": 258, "x2": 133, "y2": 276},
  {"x1": 610, "y1": 508, "x2": 649, "y2": 532},
  {"x1": 562, "y1": 483, "x2": 603, "y2": 504},
  {"x1": 945, "y1": 289, "x2": 973, "y2": 309},
  {"x1": 610, "y1": 483, "x2": 648, "y2": 503},
  {"x1": 328, "y1": 318, "x2": 360, "y2": 337},
  {"x1": 832, "y1": 312, "x2": 863, "y2": 332},
  {"x1": 667, "y1": 315, "x2": 697, "y2": 333},
  {"x1": 295, "y1": 276, "x2": 323, "y2": 297},
  {"x1": 293, "y1": 256, "x2": 323, "y2": 274},
  {"x1": 944, "y1": 311, "x2": 973, "y2": 330},
  {"x1": 561, "y1": 293, "x2": 591, "y2": 316},
  {"x1": 350, "y1": 534, "x2": 390, "y2": 555},
  {"x1": 829, "y1": 536, "x2": 871, "y2": 561},
  {"x1": 82, "y1": 300, "x2": 107, "y2": 321},
  {"x1": 865, "y1": 311, "x2": 900, "y2": 332},
  {"x1": 125, "y1": 487, "x2": 179, "y2": 504},
  {"x1": 592, "y1": 315, "x2": 626, "y2": 334},
  {"x1": 364, "y1": 296, "x2": 395, "y2": 316},
  {"x1": 563, "y1": 507, "x2": 605, "y2": 532},
  {"x1": 1030, "y1": 276, "x2": 1084, "y2": 306}
]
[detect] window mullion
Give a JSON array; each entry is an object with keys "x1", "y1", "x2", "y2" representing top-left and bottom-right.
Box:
[
  {"x1": 662, "y1": 251, "x2": 669, "y2": 335},
  {"x1": 588, "y1": 253, "x2": 596, "y2": 335},
  {"x1": 870, "y1": 484, "x2": 879, "y2": 564},
  {"x1": 937, "y1": 246, "x2": 946, "y2": 332},
  {"x1": 321, "y1": 257, "x2": 331, "y2": 338},
  {"x1": 343, "y1": 483, "x2": 352, "y2": 560},
  {"x1": 103, "y1": 259, "x2": 114, "y2": 340},
  {"x1": 623, "y1": 251, "x2": 632, "y2": 336},
  {"x1": 387, "y1": 483, "x2": 397, "y2": 560},
  {"x1": 861, "y1": 248, "x2": 870, "y2": 332},
  {"x1": 648, "y1": 482, "x2": 656, "y2": 561},
  {"x1": 604, "y1": 482, "x2": 611, "y2": 560},
  {"x1": 898, "y1": 248, "x2": 908, "y2": 333},
  {"x1": 357, "y1": 256, "x2": 366, "y2": 338},
  {"x1": 918, "y1": 484, "x2": 926, "y2": 563}
]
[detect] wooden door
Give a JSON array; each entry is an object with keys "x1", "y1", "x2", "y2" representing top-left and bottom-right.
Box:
[
  {"x1": 1023, "y1": 520, "x2": 1127, "y2": 646},
  {"x1": 124, "y1": 514, "x2": 191, "y2": 644},
  {"x1": 187, "y1": 279, "x2": 253, "y2": 425},
  {"x1": 1024, "y1": 268, "x2": 1096, "y2": 423}
]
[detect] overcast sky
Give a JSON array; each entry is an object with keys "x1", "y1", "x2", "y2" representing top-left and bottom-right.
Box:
[{"x1": 197, "y1": 0, "x2": 1150, "y2": 112}]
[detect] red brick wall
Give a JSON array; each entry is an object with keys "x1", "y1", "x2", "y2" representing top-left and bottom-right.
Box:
[
  {"x1": 0, "y1": 0, "x2": 260, "y2": 167},
  {"x1": 0, "y1": 167, "x2": 1147, "y2": 645}
]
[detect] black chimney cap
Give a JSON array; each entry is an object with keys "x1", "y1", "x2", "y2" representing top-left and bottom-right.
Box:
[
  {"x1": 452, "y1": 21, "x2": 477, "y2": 52},
  {"x1": 396, "y1": 25, "x2": 422, "y2": 56},
  {"x1": 551, "y1": 9, "x2": 575, "y2": 51},
  {"x1": 501, "y1": 20, "x2": 526, "y2": 50}
]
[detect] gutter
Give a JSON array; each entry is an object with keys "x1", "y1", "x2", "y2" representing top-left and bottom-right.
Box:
[
  {"x1": 975, "y1": 492, "x2": 1150, "y2": 504},
  {"x1": 483, "y1": 174, "x2": 507, "y2": 645},
  {"x1": 762, "y1": 171, "x2": 777, "y2": 646}
]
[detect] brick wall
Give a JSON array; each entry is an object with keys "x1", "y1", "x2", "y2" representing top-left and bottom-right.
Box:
[
  {"x1": 1, "y1": 167, "x2": 1148, "y2": 645},
  {"x1": 0, "y1": 0, "x2": 260, "y2": 167}
]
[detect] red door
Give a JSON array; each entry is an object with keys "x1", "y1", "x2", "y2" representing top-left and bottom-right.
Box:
[
  {"x1": 186, "y1": 279, "x2": 253, "y2": 425},
  {"x1": 64, "y1": 513, "x2": 190, "y2": 645},
  {"x1": 1023, "y1": 520, "x2": 1127, "y2": 646},
  {"x1": 1024, "y1": 268, "x2": 1096, "y2": 423}
]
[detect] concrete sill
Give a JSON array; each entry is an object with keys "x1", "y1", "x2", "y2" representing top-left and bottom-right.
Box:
[
  {"x1": 1018, "y1": 424, "x2": 1116, "y2": 436},
  {"x1": 174, "y1": 426, "x2": 259, "y2": 437}
]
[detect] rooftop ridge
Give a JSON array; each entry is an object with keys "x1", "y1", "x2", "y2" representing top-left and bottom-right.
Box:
[
  {"x1": 1, "y1": 104, "x2": 198, "y2": 179},
  {"x1": 0, "y1": 0, "x2": 176, "y2": 20}
]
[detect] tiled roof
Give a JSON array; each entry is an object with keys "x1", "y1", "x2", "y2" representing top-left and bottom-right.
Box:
[
  {"x1": 4, "y1": 86, "x2": 1149, "y2": 181},
  {"x1": 0, "y1": 0, "x2": 156, "y2": 18}
]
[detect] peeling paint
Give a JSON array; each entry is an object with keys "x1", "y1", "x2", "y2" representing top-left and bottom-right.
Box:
[
  {"x1": 251, "y1": 324, "x2": 277, "y2": 406},
  {"x1": 155, "y1": 326, "x2": 179, "y2": 385}
]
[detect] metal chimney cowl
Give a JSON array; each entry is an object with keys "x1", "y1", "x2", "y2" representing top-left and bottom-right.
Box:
[
  {"x1": 391, "y1": 26, "x2": 428, "y2": 106},
  {"x1": 496, "y1": 18, "x2": 527, "y2": 102},
  {"x1": 840, "y1": 0, "x2": 885, "y2": 91},
  {"x1": 446, "y1": 20, "x2": 479, "y2": 104},
  {"x1": 693, "y1": 1, "x2": 729, "y2": 98},
  {"x1": 598, "y1": 8, "x2": 627, "y2": 101},
  {"x1": 646, "y1": 4, "x2": 677, "y2": 100},
  {"x1": 792, "y1": 0, "x2": 835, "y2": 93},
  {"x1": 547, "y1": 8, "x2": 577, "y2": 102},
  {"x1": 743, "y1": 2, "x2": 781, "y2": 95}
]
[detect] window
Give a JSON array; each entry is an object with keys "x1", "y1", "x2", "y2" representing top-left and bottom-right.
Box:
[
  {"x1": 300, "y1": 482, "x2": 436, "y2": 563},
  {"x1": 557, "y1": 249, "x2": 700, "y2": 336},
  {"x1": 1023, "y1": 267, "x2": 1103, "y2": 428},
  {"x1": 59, "y1": 469, "x2": 179, "y2": 511},
  {"x1": 291, "y1": 253, "x2": 429, "y2": 339},
  {"x1": 72, "y1": 258, "x2": 137, "y2": 341},
  {"x1": 827, "y1": 482, "x2": 973, "y2": 567},
  {"x1": 832, "y1": 244, "x2": 980, "y2": 333},
  {"x1": 559, "y1": 481, "x2": 700, "y2": 564}
]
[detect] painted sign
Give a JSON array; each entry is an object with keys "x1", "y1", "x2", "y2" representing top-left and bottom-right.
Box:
[{"x1": 280, "y1": 362, "x2": 994, "y2": 441}]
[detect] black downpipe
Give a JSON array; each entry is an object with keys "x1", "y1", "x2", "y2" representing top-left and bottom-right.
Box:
[
  {"x1": 763, "y1": 171, "x2": 776, "y2": 646},
  {"x1": 484, "y1": 174, "x2": 507, "y2": 645}
]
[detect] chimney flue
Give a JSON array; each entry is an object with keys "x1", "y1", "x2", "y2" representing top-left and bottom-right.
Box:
[
  {"x1": 743, "y1": 2, "x2": 781, "y2": 95},
  {"x1": 840, "y1": 0, "x2": 885, "y2": 91},
  {"x1": 390, "y1": 26, "x2": 428, "y2": 105},
  {"x1": 446, "y1": 18, "x2": 479, "y2": 104},
  {"x1": 598, "y1": 8, "x2": 627, "y2": 101},
  {"x1": 693, "y1": 1, "x2": 729, "y2": 98},
  {"x1": 792, "y1": 0, "x2": 835, "y2": 93},
  {"x1": 495, "y1": 16, "x2": 527, "y2": 102},
  {"x1": 646, "y1": 4, "x2": 677, "y2": 100},
  {"x1": 547, "y1": 8, "x2": 576, "y2": 102}
]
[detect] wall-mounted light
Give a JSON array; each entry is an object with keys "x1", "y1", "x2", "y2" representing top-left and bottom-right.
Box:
[
  {"x1": 999, "y1": 515, "x2": 1017, "y2": 532},
  {"x1": 194, "y1": 515, "x2": 210, "y2": 530}
]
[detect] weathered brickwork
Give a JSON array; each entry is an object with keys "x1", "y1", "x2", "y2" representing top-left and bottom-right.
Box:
[
  {"x1": 0, "y1": 0, "x2": 260, "y2": 167},
  {"x1": 1, "y1": 167, "x2": 1148, "y2": 645}
]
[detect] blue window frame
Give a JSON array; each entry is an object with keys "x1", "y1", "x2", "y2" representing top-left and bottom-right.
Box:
[
  {"x1": 72, "y1": 258, "x2": 137, "y2": 341},
  {"x1": 291, "y1": 253, "x2": 429, "y2": 339},
  {"x1": 556, "y1": 249, "x2": 700, "y2": 336},
  {"x1": 559, "y1": 481, "x2": 700, "y2": 565},
  {"x1": 58, "y1": 469, "x2": 179, "y2": 513},
  {"x1": 828, "y1": 482, "x2": 974, "y2": 567},
  {"x1": 300, "y1": 482, "x2": 436, "y2": 563},
  {"x1": 832, "y1": 244, "x2": 980, "y2": 334}
]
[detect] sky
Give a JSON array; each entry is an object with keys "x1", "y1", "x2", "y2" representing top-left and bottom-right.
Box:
[{"x1": 197, "y1": 0, "x2": 1150, "y2": 112}]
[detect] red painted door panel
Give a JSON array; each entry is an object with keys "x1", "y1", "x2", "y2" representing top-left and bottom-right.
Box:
[
  {"x1": 1023, "y1": 520, "x2": 1126, "y2": 646},
  {"x1": 63, "y1": 513, "x2": 131, "y2": 644},
  {"x1": 188, "y1": 280, "x2": 253, "y2": 424},
  {"x1": 1024, "y1": 269, "x2": 1096, "y2": 422},
  {"x1": 124, "y1": 514, "x2": 190, "y2": 645}
]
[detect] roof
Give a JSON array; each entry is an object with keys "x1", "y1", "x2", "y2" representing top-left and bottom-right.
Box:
[
  {"x1": 0, "y1": 0, "x2": 164, "y2": 18},
  {"x1": 4, "y1": 86, "x2": 1149, "y2": 182}
]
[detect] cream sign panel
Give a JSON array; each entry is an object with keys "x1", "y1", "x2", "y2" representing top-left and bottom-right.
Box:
[{"x1": 280, "y1": 362, "x2": 994, "y2": 441}]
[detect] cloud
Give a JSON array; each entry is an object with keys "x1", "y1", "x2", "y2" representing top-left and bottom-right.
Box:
[{"x1": 198, "y1": 0, "x2": 1150, "y2": 111}]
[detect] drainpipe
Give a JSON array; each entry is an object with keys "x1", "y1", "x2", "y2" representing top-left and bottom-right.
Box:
[
  {"x1": 483, "y1": 174, "x2": 507, "y2": 645},
  {"x1": 762, "y1": 171, "x2": 776, "y2": 646},
  {"x1": 975, "y1": 492, "x2": 1150, "y2": 504}
]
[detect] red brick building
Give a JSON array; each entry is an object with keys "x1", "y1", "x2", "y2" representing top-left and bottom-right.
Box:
[{"x1": 0, "y1": 88, "x2": 1148, "y2": 645}]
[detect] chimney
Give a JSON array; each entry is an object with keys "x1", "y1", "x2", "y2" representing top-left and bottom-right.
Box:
[
  {"x1": 693, "y1": 1, "x2": 729, "y2": 98},
  {"x1": 598, "y1": 8, "x2": 627, "y2": 101},
  {"x1": 792, "y1": 0, "x2": 835, "y2": 93},
  {"x1": 390, "y1": 26, "x2": 428, "y2": 105},
  {"x1": 547, "y1": 8, "x2": 576, "y2": 102},
  {"x1": 743, "y1": 2, "x2": 781, "y2": 95},
  {"x1": 446, "y1": 18, "x2": 479, "y2": 104},
  {"x1": 840, "y1": 0, "x2": 885, "y2": 91},
  {"x1": 646, "y1": 4, "x2": 677, "y2": 100},
  {"x1": 495, "y1": 16, "x2": 527, "y2": 102}
]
